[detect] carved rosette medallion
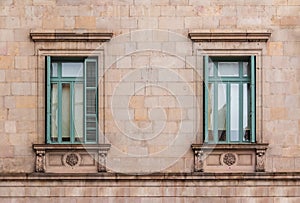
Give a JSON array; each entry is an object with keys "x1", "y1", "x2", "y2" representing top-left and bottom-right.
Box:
[
  {"x1": 223, "y1": 153, "x2": 236, "y2": 166},
  {"x1": 63, "y1": 153, "x2": 80, "y2": 167}
]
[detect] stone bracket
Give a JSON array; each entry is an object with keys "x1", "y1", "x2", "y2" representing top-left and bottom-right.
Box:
[
  {"x1": 35, "y1": 150, "x2": 45, "y2": 173},
  {"x1": 33, "y1": 144, "x2": 111, "y2": 173},
  {"x1": 191, "y1": 144, "x2": 268, "y2": 173}
]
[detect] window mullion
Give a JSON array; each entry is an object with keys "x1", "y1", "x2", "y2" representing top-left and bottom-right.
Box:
[
  {"x1": 214, "y1": 83, "x2": 218, "y2": 143},
  {"x1": 70, "y1": 82, "x2": 74, "y2": 143},
  {"x1": 58, "y1": 82, "x2": 62, "y2": 143},
  {"x1": 250, "y1": 55, "x2": 256, "y2": 143},
  {"x1": 46, "y1": 56, "x2": 51, "y2": 144},
  {"x1": 239, "y1": 82, "x2": 243, "y2": 142},
  {"x1": 226, "y1": 82, "x2": 230, "y2": 143},
  {"x1": 204, "y1": 56, "x2": 209, "y2": 142},
  {"x1": 58, "y1": 63, "x2": 62, "y2": 143}
]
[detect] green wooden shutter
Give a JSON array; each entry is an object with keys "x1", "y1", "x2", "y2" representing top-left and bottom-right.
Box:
[
  {"x1": 204, "y1": 55, "x2": 209, "y2": 142},
  {"x1": 84, "y1": 58, "x2": 98, "y2": 143},
  {"x1": 46, "y1": 56, "x2": 51, "y2": 143},
  {"x1": 250, "y1": 55, "x2": 256, "y2": 143}
]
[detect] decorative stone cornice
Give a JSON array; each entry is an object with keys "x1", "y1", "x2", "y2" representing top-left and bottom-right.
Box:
[
  {"x1": 30, "y1": 30, "x2": 113, "y2": 42},
  {"x1": 188, "y1": 30, "x2": 271, "y2": 42}
]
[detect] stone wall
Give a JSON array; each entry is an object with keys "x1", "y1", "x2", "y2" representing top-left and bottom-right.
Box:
[{"x1": 0, "y1": 0, "x2": 299, "y2": 200}]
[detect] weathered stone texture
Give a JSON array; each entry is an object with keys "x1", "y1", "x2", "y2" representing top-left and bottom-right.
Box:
[{"x1": 0, "y1": 1, "x2": 299, "y2": 200}]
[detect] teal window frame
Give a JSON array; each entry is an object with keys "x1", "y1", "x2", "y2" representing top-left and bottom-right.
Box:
[
  {"x1": 204, "y1": 55, "x2": 256, "y2": 144},
  {"x1": 46, "y1": 56, "x2": 98, "y2": 144}
]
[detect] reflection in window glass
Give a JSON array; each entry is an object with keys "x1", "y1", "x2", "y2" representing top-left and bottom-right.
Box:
[
  {"x1": 230, "y1": 84, "x2": 239, "y2": 141},
  {"x1": 51, "y1": 63, "x2": 58, "y2": 77},
  {"x1": 208, "y1": 61, "x2": 214, "y2": 77},
  {"x1": 208, "y1": 83, "x2": 214, "y2": 141},
  {"x1": 218, "y1": 83, "x2": 226, "y2": 141},
  {"x1": 218, "y1": 62, "x2": 239, "y2": 77},
  {"x1": 62, "y1": 83, "x2": 70, "y2": 141},
  {"x1": 243, "y1": 83, "x2": 251, "y2": 141},
  {"x1": 62, "y1": 63, "x2": 83, "y2": 77},
  {"x1": 51, "y1": 84, "x2": 58, "y2": 142},
  {"x1": 243, "y1": 62, "x2": 250, "y2": 77},
  {"x1": 74, "y1": 83, "x2": 83, "y2": 142}
]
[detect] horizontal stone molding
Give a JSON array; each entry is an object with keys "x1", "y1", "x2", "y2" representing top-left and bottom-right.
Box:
[
  {"x1": 192, "y1": 144, "x2": 269, "y2": 150},
  {"x1": 30, "y1": 30, "x2": 113, "y2": 42},
  {"x1": 33, "y1": 144, "x2": 111, "y2": 151},
  {"x1": 188, "y1": 31, "x2": 271, "y2": 42},
  {"x1": 0, "y1": 172, "x2": 300, "y2": 182}
]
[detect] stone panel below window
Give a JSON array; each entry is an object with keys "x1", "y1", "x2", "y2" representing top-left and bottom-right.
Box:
[
  {"x1": 191, "y1": 144, "x2": 268, "y2": 173},
  {"x1": 32, "y1": 144, "x2": 110, "y2": 173}
]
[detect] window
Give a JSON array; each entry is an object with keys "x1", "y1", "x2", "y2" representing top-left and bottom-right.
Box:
[
  {"x1": 204, "y1": 56, "x2": 255, "y2": 143},
  {"x1": 46, "y1": 56, "x2": 98, "y2": 144}
]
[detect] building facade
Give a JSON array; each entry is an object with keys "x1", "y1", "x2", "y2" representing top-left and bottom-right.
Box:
[{"x1": 0, "y1": 0, "x2": 299, "y2": 201}]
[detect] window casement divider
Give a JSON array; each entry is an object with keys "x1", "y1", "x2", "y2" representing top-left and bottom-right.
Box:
[
  {"x1": 46, "y1": 56, "x2": 51, "y2": 144},
  {"x1": 250, "y1": 55, "x2": 256, "y2": 143},
  {"x1": 204, "y1": 55, "x2": 209, "y2": 143}
]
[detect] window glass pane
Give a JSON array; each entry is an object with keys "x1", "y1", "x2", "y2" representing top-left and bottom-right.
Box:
[
  {"x1": 208, "y1": 61, "x2": 214, "y2": 77},
  {"x1": 208, "y1": 83, "x2": 214, "y2": 141},
  {"x1": 51, "y1": 84, "x2": 58, "y2": 142},
  {"x1": 62, "y1": 83, "x2": 71, "y2": 141},
  {"x1": 230, "y1": 84, "x2": 239, "y2": 142},
  {"x1": 243, "y1": 83, "x2": 251, "y2": 141},
  {"x1": 218, "y1": 62, "x2": 239, "y2": 77},
  {"x1": 74, "y1": 83, "x2": 83, "y2": 142},
  {"x1": 243, "y1": 62, "x2": 250, "y2": 77},
  {"x1": 62, "y1": 63, "x2": 83, "y2": 77},
  {"x1": 51, "y1": 63, "x2": 58, "y2": 77},
  {"x1": 218, "y1": 83, "x2": 226, "y2": 141}
]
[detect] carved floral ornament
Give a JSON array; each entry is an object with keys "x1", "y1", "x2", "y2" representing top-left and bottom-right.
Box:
[
  {"x1": 222, "y1": 153, "x2": 237, "y2": 166},
  {"x1": 63, "y1": 153, "x2": 81, "y2": 167}
]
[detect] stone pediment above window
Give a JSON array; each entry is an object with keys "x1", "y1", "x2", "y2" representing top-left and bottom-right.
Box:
[
  {"x1": 30, "y1": 30, "x2": 113, "y2": 42},
  {"x1": 188, "y1": 30, "x2": 271, "y2": 42}
]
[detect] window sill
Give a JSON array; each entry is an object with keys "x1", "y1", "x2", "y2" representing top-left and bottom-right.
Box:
[
  {"x1": 191, "y1": 143, "x2": 268, "y2": 173},
  {"x1": 32, "y1": 144, "x2": 111, "y2": 173}
]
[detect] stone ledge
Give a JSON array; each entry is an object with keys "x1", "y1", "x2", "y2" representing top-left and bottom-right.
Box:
[
  {"x1": 30, "y1": 30, "x2": 113, "y2": 42},
  {"x1": 0, "y1": 172, "x2": 300, "y2": 182},
  {"x1": 188, "y1": 30, "x2": 271, "y2": 42},
  {"x1": 192, "y1": 143, "x2": 268, "y2": 150},
  {"x1": 33, "y1": 144, "x2": 111, "y2": 150}
]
